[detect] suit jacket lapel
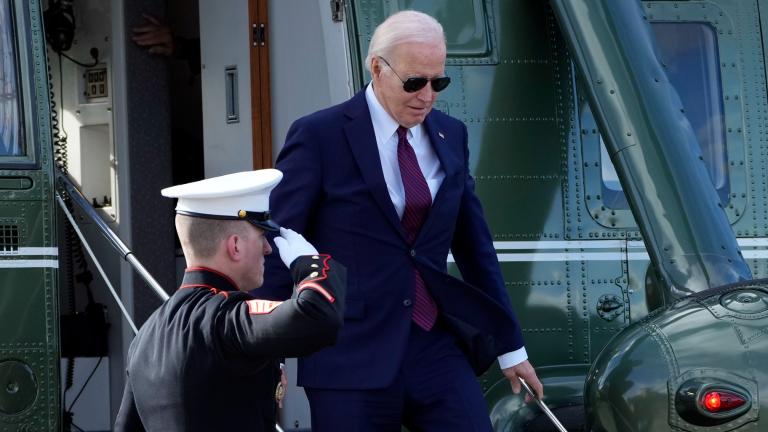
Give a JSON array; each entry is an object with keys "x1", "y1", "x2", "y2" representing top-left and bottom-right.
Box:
[
  {"x1": 343, "y1": 90, "x2": 407, "y2": 241},
  {"x1": 416, "y1": 112, "x2": 461, "y2": 244}
]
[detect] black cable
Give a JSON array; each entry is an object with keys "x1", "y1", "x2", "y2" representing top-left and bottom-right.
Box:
[
  {"x1": 66, "y1": 356, "x2": 103, "y2": 412},
  {"x1": 50, "y1": 47, "x2": 77, "y2": 402},
  {"x1": 64, "y1": 356, "x2": 75, "y2": 393},
  {"x1": 58, "y1": 53, "x2": 65, "y2": 139},
  {"x1": 60, "y1": 48, "x2": 99, "y2": 68},
  {"x1": 70, "y1": 421, "x2": 85, "y2": 432},
  {"x1": 48, "y1": 56, "x2": 67, "y2": 172}
]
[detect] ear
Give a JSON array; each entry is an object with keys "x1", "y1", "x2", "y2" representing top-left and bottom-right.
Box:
[
  {"x1": 371, "y1": 56, "x2": 382, "y2": 77},
  {"x1": 225, "y1": 234, "x2": 242, "y2": 262}
]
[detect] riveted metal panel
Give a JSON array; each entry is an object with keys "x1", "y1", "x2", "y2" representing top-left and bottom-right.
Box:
[
  {"x1": 476, "y1": 175, "x2": 563, "y2": 237},
  {"x1": 0, "y1": 348, "x2": 54, "y2": 428},
  {"x1": 583, "y1": 260, "x2": 630, "y2": 360},
  {"x1": 0, "y1": 0, "x2": 59, "y2": 429},
  {"x1": 502, "y1": 262, "x2": 575, "y2": 364},
  {"x1": 0, "y1": 267, "x2": 49, "y2": 344}
]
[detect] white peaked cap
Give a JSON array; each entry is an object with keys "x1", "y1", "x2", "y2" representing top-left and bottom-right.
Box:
[{"x1": 161, "y1": 169, "x2": 282, "y2": 231}]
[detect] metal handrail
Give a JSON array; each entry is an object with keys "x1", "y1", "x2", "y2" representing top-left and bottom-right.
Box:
[
  {"x1": 520, "y1": 378, "x2": 567, "y2": 432},
  {"x1": 56, "y1": 172, "x2": 170, "y2": 305},
  {"x1": 56, "y1": 193, "x2": 139, "y2": 334}
]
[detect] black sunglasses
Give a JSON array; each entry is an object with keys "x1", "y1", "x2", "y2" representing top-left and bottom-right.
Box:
[{"x1": 378, "y1": 56, "x2": 451, "y2": 93}]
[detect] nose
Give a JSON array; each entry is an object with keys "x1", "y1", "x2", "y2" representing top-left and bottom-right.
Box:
[
  {"x1": 264, "y1": 240, "x2": 272, "y2": 255},
  {"x1": 416, "y1": 84, "x2": 434, "y2": 103}
]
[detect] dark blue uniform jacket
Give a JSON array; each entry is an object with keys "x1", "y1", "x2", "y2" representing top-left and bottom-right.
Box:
[{"x1": 114, "y1": 254, "x2": 345, "y2": 431}]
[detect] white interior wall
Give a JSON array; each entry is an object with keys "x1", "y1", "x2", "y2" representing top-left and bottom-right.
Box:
[
  {"x1": 199, "y1": 0, "x2": 253, "y2": 177},
  {"x1": 268, "y1": 0, "x2": 353, "y2": 161}
]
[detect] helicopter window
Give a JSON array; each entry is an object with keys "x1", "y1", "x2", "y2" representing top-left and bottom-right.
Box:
[
  {"x1": 400, "y1": 0, "x2": 497, "y2": 64},
  {"x1": 600, "y1": 22, "x2": 728, "y2": 209},
  {"x1": 0, "y1": 0, "x2": 23, "y2": 158}
]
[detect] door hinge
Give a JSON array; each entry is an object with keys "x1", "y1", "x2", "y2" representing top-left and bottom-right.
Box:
[
  {"x1": 252, "y1": 23, "x2": 266, "y2": 47},
  {"x1": 331, "y1": 0, "x2": 344, "y2": 22}
]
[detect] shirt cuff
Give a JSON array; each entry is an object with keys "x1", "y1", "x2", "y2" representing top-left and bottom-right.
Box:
[{"x1": 497, "y1": 347, "x2": 528, "y2": 370}]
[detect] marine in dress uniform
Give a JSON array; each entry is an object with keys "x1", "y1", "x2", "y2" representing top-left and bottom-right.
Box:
[{"x1": 114, "y1": 170, "x2": 346, "y2": 432}]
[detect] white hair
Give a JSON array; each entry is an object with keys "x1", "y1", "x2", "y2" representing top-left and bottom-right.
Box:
[{"x1": 365, "y1": 10, "x2": 446, "y2": 72}]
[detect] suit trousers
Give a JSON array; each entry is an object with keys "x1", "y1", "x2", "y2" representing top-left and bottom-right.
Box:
[{"x1": 305, "y1": 322, "x2": 493, "y2": 432}]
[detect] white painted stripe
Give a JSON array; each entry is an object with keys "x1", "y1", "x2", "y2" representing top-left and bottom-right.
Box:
[
  {"x1": 493, "y1": 240, "x2": 646, "y2": 250},
  {"x1": 0, "y1": 259, "x2": 58, "y2": 268},
  {"x1": 0, "y1": 247, "x2": 59, "y2": 256},
  {"x1": 627, "y1": 252, "x2": 651, "y2": 260},
  {"x1": 492, "y1": 240, "x2": 624, "y2": 250},
  {"x1": 737, "y1": 238, "x2": 768, "y2": 247},
  {"x1": 497, "y1": 252, "x2": 620, "y2": 261},
  {"x1": 448, "y1": 251, "x2": 651, "y2": 263},
  {"x1": 20, "y1": 247, "x2": 58, "y2": 256},
  {"x1": 741, "y1": 250, "x2": 768, "y2": 259},
  {"x1": 491, "y1": 238, "x2": 768, "y2": 252}
]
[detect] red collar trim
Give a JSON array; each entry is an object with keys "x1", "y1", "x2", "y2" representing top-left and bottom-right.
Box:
[
  {"x1": 179, "y1": 283, "x2": 230, "y2": 298},
  {"x1": 184, "y1": 266, "x2": 240, "y2": 290}
]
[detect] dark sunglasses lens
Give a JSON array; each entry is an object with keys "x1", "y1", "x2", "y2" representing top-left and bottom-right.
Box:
[
  {"x1": 403, "y1": 78, "x2": 428, "y2": 93},
  {"x1": 402, "y1": 77, "x2": 451, "y2": 93},
  {"x1": 431, "y1": 77, "x2": 451, "y2": 92}
]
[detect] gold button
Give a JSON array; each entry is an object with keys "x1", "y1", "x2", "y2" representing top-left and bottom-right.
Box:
[
  {"x1": 310, "y1": 272, "x2": 319, "y2": 278},
  {"x1": 311, "y1": 264, "x2": 319, "y2": 268},
  {"x1": 312, "y1": 255, "x2": 320, "y2": 259}
]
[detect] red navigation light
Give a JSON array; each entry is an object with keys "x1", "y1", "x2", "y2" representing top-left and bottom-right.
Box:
[
  {"x1": 704, "y1": 392, "x2": 721, "y2": 411},
  {"x1": 702, "y1": 391, "x2": 746, "y2": 412}
]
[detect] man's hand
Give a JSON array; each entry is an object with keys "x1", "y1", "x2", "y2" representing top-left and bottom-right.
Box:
[
  {"x1": 132, "y1": 14, "x2": 174, "y2": 56},
  {"x1": 273, "y1": 228, "x2": 319, "y2": 268},
  {"x1": 501, "y1": 360, "x2": 544, "y2": 403}
]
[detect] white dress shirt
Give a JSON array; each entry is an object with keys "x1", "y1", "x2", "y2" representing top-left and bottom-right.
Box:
[
  {"x1": 365, "y1": 84, "x2": 445, "y2": 217},
  {"x1": 365, "y1": 85, "x2": 527, "y2": 370}
]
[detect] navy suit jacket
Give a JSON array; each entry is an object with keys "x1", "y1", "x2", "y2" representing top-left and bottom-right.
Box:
[{"x1": 259, "y1": 88, "x2": 524, "y2": 389}]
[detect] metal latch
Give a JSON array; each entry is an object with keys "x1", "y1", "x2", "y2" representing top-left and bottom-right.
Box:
[
  {"x1": 596, "y1": 294, "x2": 624, "y2": 321},
  {"x1": 331, "y1": 0, "x2": 344, "y2": 22}
]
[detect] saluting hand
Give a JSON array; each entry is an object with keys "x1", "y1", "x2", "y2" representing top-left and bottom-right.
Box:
[
  {"x1": 273, "y1": 228, "x2": 319, "y2": 268},
  {"x1": 502, "y1": 360, "x2": 544, "y2": 403}
]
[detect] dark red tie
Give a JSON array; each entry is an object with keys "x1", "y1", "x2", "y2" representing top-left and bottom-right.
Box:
[{"x1": 397, "y1": 126, "x2": 438, "y2": 331}]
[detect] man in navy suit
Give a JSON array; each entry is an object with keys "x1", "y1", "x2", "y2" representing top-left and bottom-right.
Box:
[{"x1": 260, "y1": 10, "x2": 543, "y2": 431}]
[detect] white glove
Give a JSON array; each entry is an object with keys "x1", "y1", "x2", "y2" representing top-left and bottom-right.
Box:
[{"x1": 273, "y1": 227, "x2": 319, "y2": 268}]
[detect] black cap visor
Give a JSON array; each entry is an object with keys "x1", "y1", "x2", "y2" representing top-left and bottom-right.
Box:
[
  {"x1": 176, "y1": 210, "x2": 280, "y2": 232},
  {"x1": 248, "y1": 218, "x2": 280, "y2": 232}
]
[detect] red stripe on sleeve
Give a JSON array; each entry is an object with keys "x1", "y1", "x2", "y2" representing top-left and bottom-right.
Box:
[
  {"x1": 297, "y1": 282, "x2": 335, "y2": 303},
  {"x1": 246, "y1": 299, "x2": 283, "y2": 315}
]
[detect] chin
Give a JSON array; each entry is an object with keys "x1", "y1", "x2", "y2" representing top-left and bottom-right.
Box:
[
  {"x1": 412, "y1": 112, "x2": 429, "y2": 123},
  {"x1": 400, "y1": 117, "x2": 423, "y2": 128}
]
